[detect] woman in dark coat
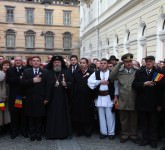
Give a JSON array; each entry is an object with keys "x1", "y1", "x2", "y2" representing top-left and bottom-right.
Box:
[
  {"x1": 45, "y1": 55, "x2": 72, "y2": 139},
  {"x1": 72, "y1": 58, "x2": 94, "y2": 137}
]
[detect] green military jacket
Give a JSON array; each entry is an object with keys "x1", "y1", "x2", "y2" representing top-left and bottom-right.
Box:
[{"x1": 110, "y1": 62, "x2": 139, "y2": 110}]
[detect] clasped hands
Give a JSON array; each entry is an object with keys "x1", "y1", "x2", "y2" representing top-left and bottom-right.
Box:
[{"x1": 100, "y1": 80, "x2": 109, "y2": 85}]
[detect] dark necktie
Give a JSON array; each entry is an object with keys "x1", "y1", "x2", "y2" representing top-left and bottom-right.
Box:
[
  {"x1": 147, "y1": 70, "x2": 151, "y2": 75},
  {"x1": 34, "y1": 69, "x2": 38, "y2": 75}
]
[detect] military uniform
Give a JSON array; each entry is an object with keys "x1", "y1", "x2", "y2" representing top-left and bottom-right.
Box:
[{"x1": 110, "y1": 53, "x2": 139, "y2": 142}]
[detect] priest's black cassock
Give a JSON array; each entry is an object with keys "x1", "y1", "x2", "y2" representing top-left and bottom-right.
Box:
[{"x1": 45, "y1": 69, "x2": 72, "y2": 139}]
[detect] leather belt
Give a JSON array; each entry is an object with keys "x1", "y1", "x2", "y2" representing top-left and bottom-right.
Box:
[{"x1": 98, "y1": 90, "x2": 109, "y2": 96}]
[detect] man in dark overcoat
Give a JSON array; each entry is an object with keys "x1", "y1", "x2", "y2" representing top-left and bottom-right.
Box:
[
  {"x1": 72, "y1": 58, "x2": 94, "y2": 137},
  {"x1": 22, "y1": 56, "x2": 48, "y2": 141},
  {"x1": 132, "y1": 56, "x2": 162, "y2": 148},
  {"x1": 6, "y1": 56, "x2": 27, "y2": 139}
]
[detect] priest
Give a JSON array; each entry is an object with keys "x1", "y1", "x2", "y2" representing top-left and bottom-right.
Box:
[{"x1": 45, "y1": 55, "x2": 72, "y2": 139}]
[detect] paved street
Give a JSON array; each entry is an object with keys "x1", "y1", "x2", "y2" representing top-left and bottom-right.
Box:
[{"x1": 0, "y1": 134, "x2": 162, "y2": 150}]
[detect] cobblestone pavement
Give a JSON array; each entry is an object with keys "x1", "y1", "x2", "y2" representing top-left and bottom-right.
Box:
[{"x1": 0, "y1": 134, "x2": 162, "y2": 150}]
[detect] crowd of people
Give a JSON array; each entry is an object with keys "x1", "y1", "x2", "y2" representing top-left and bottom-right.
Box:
[{"x1": 0, "y1": 54, "x2": 165, "y2": 149}]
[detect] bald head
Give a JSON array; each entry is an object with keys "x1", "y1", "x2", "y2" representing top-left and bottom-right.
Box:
[{"x1": 14, "y1": 56, "x2": 22, "y2": 67}]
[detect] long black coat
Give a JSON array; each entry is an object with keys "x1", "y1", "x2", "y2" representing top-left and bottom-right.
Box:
[
  {"x1": 66, "y1": 64, "x2": 80, "y2": 105},
  {"x1": 6, "y1": 67, "x2": 24, "y2": 111},
  {"x1": 46, "y1": 69, "x2": 72, "y2": 139},
  {"x1": 21, "y1": 68, "x2": 48, "y2": 117},
  {"x1": 72, "y1": 69, "x2": 94, "y2": 123},
  {"x1": 132, "y1": 67, "x2": 162, "y2": 112},
  {"x1": 157, "y1": 68, "x2": 165, "y2": 108}
]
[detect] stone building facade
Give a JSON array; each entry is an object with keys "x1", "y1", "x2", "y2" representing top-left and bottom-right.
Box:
[
  {"x1": 0, "y1": 0, "x2": 80, "y2": 61},
  {"x1": 80, "y1": 0, "x2": 165, "y2": 62}
]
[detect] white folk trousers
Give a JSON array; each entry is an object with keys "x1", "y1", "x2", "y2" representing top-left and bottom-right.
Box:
[{"x1": 98, "y1": 107, "x2": 115, "y2": 135}]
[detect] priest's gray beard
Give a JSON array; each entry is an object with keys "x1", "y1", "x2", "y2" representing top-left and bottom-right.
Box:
[{"x1": 53, "y1": 66, "x2": 62, "y2": 72}]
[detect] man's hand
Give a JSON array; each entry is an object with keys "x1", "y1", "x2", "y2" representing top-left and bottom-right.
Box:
[
  {"x1": 100, "y1": 80, "x2": 109, "y2": 85},
  {"x1": 144, "y1": 81, "x2": 155, "y2": 87},
  {"x1": 157, "y1": 106, "x2": 162, "y2": 112},
  {"x1": 33, "y1": 75, "x2": 42, "y2": 83},
  {"x1": 114, "y1": 95, "x2": 118, "y2": 102},
  {"x1": 44, "y1": 100, "x2": 48, "y2": 105},
  {"x1": 61, "y1": 81, "x2": 67, "y2": 87}
]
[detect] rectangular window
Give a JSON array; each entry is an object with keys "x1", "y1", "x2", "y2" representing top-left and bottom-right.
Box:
[
  {"x1": 26, "y1": 35, "x2": 34, "y2": 48},
  {"x1": 6, "y1": 34, "x2": 15, "y2": 48},
  {"x1": 26, "y1": 8, "x2": 34, "y2": 24},
  {"x1": 45, "y1": 9, "x2": 53, "y2": 25},
  {"x1": 45, "y1": 36, "x2": 54, "y2": 49},
  {"x1": 63, "y1": 11, "x2": 71, "y2": 25},
  {"x1": 6, "y1": 6, "x2": 15, "y2": 23}
]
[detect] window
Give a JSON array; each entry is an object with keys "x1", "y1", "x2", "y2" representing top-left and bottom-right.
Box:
[
  {"x1": 142, "y1": 24, "x2": 146, "y2": 36},
  {"x1": 45, "y1": 9, "x2": 53, "y2": 25},
  {"x1": 127, "y1": 31, "x2": 130, "y2": 41},
  {"x1": 64, "y1": 0, "x2": 70, "y2": 4},
  {"x1": 63, "y1": 32, "x2": 72, "y2": 50},
  {"x1": 63, "y1": 11, "x2": 71, "y2": 25},
  {"x1": 100, "y1": 41, "x2": 102, "y2": 49},
  {"x1": 45, "y1": 31, "x2": 54, "y2": 50},
  {"x1": 106, "y1": 38, "x2": 110, "y2": 46},
  {"x1": 26, "y1": 8, "x2": 34, "y2": 24},
  {"x1": 116, "y1": 35, "x2": 119, "y2": 44},
  {"x1": 6, "y1": 29, "x2": 16, "y2": 48},
  {"x1": 89, "y1": 43, "x2": 92, "y2": 50},
  {"x1": 25, "y1": 30, "x2": 35, "y2": 49},
  {"x1": 6, "y1": 6, "x2": 15, "y2": 23}
]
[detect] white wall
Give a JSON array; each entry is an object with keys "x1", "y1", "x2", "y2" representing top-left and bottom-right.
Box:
[{"x1": 80, "y1": 0, "x2": 165, "y2": 62}]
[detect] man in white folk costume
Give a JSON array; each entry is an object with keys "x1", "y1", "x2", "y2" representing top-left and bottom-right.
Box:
[{"x1": 88, "y1": 58, "x2": 118, "y2": 139}]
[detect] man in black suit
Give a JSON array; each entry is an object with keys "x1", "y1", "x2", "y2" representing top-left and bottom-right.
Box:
[
  {"x1": 68, "y1": 55, "x2": 79, "y2": 74},
  {"x1": 22, "y1": 56, "x2": 48, "y2": 141},
  {"x1": 132, "y1": 56, "x2": 162, "y2": 148},
  {"x1": 6, "y1": 56, "x2": 27, "y2": 139},
  {"x1": 72, "y1": 58, "x2": 94, "y2": 137},
  {"x1": 67, "y1": 55, "x2": 80, "y2": 132}
]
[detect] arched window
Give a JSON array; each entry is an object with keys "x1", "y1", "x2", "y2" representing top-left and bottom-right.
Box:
[
  {"x1": 83, "y1": 46, "x2": 85, "y2": 52},
  {"x1": 106, "y1": 38, "x2": 110, "y2": 46},
  {"x1": 45, "y1": 31, "x2": 54, "y2": 50},
  {"x1": 142, "y1": 24, "x2": 146, "y2": 36},
  {"x1": 127, "y1": 31, "x2": 130, "y2": 41},
  {"x1": 63, "y1": 32, "x2": 72, "y2": 50},
  {"x1": 100, "y1": 41, "x2": 102, "y2": 49},
  {"x1": 6, "y1": 29, "x2": 15, "y2": 48},
  {"x1": 163, "y1": 19, "x2": 165, "y2": 30},
  {"x1": 89, "y1": 43, "x2": 92, "y2": 50},
  {"x1": 115, "y1": 35, "x2": 119, "y2": 44},
  {"x1": 25, "y1": 30, "x2": 35, "y2": 49}
]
